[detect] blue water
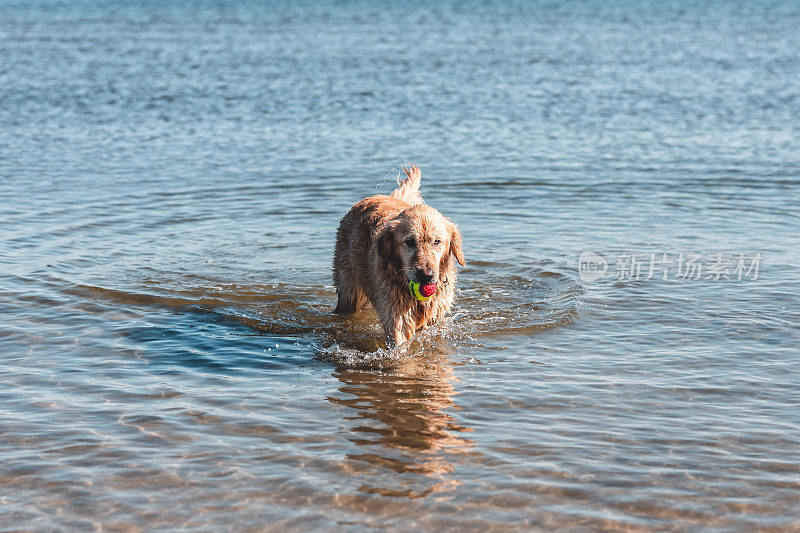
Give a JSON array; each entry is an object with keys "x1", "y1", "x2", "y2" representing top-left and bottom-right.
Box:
[{"x1": 2, "y1": 1, "x2": 799, "y2": 530}]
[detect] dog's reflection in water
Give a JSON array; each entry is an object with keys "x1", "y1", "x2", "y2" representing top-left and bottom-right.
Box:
[{"x1": 328, "y1": 351, "x2": 474, "y2": 498}]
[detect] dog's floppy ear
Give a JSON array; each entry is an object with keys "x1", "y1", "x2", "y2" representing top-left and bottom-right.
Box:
[
  {"x1": 449, "y1": 224, "x2": 465, "y2": 266},
  {"x1": 377, "y1": 219, "x2": 402, "y2": 272}
]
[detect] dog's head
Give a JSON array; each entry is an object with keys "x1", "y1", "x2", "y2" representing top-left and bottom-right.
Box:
[{"x1": 377, "y1": 204, "x2": 464, "y2": 287}]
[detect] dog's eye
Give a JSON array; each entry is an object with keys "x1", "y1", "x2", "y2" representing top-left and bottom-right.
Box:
[
  {"x1": 405, "y1": 238, "x2": 416, "y2": 247},
  {"x1": 433, "y1": 239, "x2": 441, "y2": 246}
]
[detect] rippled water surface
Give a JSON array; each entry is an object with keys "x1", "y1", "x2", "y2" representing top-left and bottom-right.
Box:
[{"x1": 2, "y1": 0, "x2": 800, "y2": 530}]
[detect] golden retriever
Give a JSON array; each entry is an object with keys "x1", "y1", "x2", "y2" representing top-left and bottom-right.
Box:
[{"x1": 333, "y1": 165, "x2": 464, "y2": 347}]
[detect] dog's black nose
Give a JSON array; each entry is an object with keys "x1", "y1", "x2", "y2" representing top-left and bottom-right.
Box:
[{"x1": 416, "y1": 268, "x2": 434, "y2": 283}]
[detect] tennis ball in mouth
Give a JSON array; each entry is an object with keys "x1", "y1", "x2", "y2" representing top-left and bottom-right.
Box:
[{"x1": 409, "y1": 281, "x2": 436, "y2": 301}]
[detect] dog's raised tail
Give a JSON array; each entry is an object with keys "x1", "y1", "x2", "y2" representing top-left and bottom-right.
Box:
[{"x1": 389, "y1": 164, "x2": 424, "y2": 205}]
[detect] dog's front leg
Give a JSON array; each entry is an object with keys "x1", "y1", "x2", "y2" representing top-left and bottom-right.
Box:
[{"x1": 380, "y1": 310, "x2": 415, "y2": 348}]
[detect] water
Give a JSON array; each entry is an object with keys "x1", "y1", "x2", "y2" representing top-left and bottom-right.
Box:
[{"x1": 2, "y1": 0, "x2": 800, "y2": 529}]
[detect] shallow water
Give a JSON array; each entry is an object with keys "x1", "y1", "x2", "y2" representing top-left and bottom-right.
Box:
[{"x1": 2, "y1": 0, "x2": 800, "y2": 530}]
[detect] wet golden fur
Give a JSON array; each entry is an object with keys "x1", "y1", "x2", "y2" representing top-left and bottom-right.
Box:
[{"x1": 333, "y1": 165, "x2": 464, "y2": 347}]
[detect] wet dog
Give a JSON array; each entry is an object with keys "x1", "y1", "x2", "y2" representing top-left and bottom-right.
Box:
[{"x1": 333, "y1": 165, "x2": 464, "y2": 347}]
